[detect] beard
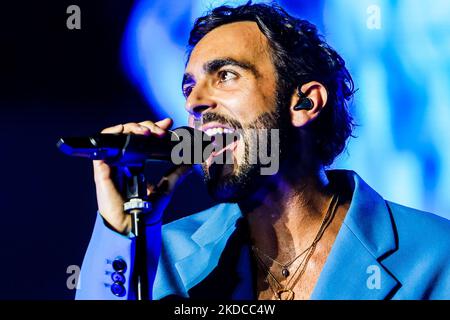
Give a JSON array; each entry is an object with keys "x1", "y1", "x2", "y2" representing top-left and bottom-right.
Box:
[{"x1": 201, "y1": 89, "x2": 293, "y2": 203}]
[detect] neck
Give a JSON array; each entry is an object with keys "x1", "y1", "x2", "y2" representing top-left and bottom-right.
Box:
[{"x1": 238, "y1": 163, "x2": 334, "y2": 262}]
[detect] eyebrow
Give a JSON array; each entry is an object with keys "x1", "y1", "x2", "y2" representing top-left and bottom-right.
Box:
[{"x1": 182, "y1": 57, "x2": 260, "y2": 89}]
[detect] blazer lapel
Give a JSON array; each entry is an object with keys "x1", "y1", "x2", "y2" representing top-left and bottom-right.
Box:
[
  {"x1": 153, "y1": 203, "x2": 244, "y2": 299},
  {"x1": 311, "y1": 171, "x2": 401, "y2": 299},
  {"x1": 187, "y1": 221, "x2": 256, "y2": 299}
]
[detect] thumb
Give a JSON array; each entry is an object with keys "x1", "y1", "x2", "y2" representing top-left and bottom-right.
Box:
[
  {"x1": 155, "y1": 118, "x2": 173, "y2": 130},
  {"x1": 145, "y1": 165, "x2": 193, "y2": 221},
  {"x1": 154, "y1": 164, "x2": 193, "y2": 195}
]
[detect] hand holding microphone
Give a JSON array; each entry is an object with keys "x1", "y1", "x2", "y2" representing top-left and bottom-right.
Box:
[
  {"x1": 92, "y1": 118, "x2": 191, "y2": 235},
  {"x1": 57, "y1": 117, "x2": 234, "y2": 299},
  {"x1": 57, "y1": 117, "x2": 228, "y2": 235}
]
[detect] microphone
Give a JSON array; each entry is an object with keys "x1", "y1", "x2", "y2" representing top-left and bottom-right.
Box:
[{"x1": 56, "y1": 126, "x2": 213, "y2": 166}]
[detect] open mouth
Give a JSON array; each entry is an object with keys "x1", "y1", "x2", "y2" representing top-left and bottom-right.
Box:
[{"x1": 200, "y1": 123, "x2": 241, "y2": 168}]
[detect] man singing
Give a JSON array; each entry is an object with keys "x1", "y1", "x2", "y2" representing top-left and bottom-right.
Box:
[{"x1": 76, "y1": 2, "x2": 450, "y2": 300}]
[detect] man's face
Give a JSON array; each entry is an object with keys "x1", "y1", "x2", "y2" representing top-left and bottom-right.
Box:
[{"x1": 183, "y1": 21, "x2": 289, "y2": 201}]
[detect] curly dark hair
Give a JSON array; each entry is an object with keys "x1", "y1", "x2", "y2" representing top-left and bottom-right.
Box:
[{"x1": 186, "y1": 1, "x2": 356, "y2": 166}]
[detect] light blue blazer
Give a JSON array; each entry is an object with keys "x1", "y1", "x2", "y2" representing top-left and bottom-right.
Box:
[{"x1": 76, "y1": 170, "x2": 450, "y2": 300}]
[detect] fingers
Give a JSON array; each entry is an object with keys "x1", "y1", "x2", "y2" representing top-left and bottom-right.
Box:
[
  {"x1": 146, "y1": 165, "x2": 192, "y2": 197},
  {"x1": 96, "y1": 117, "x2": 175, "y2": 188},
  {"x1": 145, "y1": 165, "x2": 193, "y2": 221},
  {"x1": 101, "y1": 124, "x2": 124, "y2": 134},
  {"x1": 154, "y1": 118, "x2": 173, "y2": 129},
  {"x1": 94, "y1": 117, "x2": 177, "y2": 232},
  {"x1": 93, "y1": 159, "x2": 111, "y2": 182},
  {"x1": 139, "y1": 118, "x2": 173, "y2": 137},
  {"x1": 100, "y1": 118, "x2": 173, "y2": 137}
]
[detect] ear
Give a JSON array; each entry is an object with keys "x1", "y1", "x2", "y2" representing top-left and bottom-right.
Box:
[{"x1": 289, "y1": 81, "x2": 328, "y2": 128}]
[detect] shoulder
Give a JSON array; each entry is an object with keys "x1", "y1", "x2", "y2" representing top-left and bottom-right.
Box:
[
  {"x1": 384, "y1": 202, "x2": 450, "y2": 299},
  {"x1": 385, "y1": 202, "x2": 450, "y2": 292},
  {"x1": 387, "y1": 201, "x2": 450, "y2": 248}
]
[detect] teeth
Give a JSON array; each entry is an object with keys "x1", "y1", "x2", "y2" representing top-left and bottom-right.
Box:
[
  {"x1": 204, "y1": 127, "x2": 234, "y2": 136},
  {"x1": 205, "y1": 128, "x2": 218, "y2": 136}
]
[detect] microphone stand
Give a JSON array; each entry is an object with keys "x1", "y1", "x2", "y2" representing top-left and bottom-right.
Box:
[{"x1": 119, "y1": 165, "x2": 153, "y2": 300}]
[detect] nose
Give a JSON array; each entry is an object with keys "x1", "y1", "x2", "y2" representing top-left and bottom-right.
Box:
[{"x1": 185, "y1": 82, "x2": 217, "y2": 118}]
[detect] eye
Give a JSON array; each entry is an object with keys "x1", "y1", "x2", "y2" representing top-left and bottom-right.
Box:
[
  {"x1": 182, "y1": 85, "x2": 194, "y2": 98},
  {"x1": 218, "y1": 70, "x2": 238, "y2": 82}
]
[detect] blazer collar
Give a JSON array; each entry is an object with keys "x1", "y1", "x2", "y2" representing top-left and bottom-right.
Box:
[
  {"x1": 153, "y1": 203, "x2": 244, "y2": 299},
  {"x1": 173, "y1": 202, "x2": 243, "y2": 292},
  {"x1": 310, "y1": 170, "x2": 400, "y2": 299}
]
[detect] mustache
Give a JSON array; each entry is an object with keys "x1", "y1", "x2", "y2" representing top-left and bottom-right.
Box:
[
  {"x1": 200, "y1": 109, "x2": 280, "y2": 132},
  {"x1": 200, "y1": 112, "x2": 243, "y2": 130}
]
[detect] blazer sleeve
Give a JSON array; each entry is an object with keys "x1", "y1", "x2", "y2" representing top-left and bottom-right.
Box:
[{"x1": 75, "y1": 213, "x2": 135, "y2": 300}]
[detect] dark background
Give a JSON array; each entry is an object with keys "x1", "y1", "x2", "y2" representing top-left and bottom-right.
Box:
[{"x1": 0, "y1": 0, "x2": 213, "y2": 299}]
